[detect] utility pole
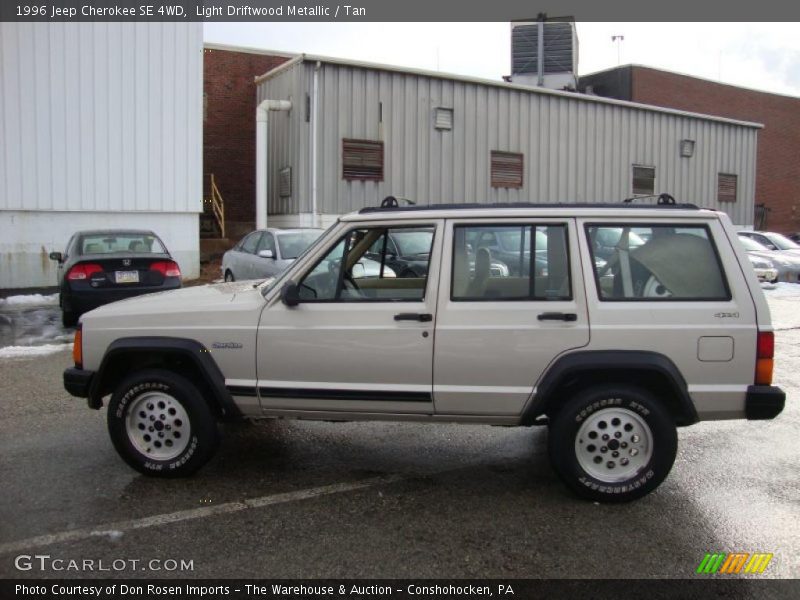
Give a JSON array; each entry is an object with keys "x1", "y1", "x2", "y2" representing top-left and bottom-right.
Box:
[{"x1": 612, "y1": 35, "x2": 624, "y2": 66}]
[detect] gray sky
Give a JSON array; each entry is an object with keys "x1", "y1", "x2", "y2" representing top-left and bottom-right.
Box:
[{"x1": 204, "y1": 22, "x2": 800, "y2": 97}]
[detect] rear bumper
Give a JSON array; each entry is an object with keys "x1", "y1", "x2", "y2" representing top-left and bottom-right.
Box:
[
  {"x1": 64, "y1": 281, "x2": 181, "y2": 314},
  {"x1": 64, "y1": 367, "x2": 94, "y2": 399},
  {"x1": 745, "y1": 385, "x2": 785, "y2": 420}
]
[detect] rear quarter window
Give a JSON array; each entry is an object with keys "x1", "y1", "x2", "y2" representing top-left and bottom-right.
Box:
[{"x1": 585, "y1": 224, "x2": 731, "y2": 301}]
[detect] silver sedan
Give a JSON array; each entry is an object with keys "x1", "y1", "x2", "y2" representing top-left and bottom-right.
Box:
[
  {"x1": 222, "y1": 228, "x2": 323, "y2": 282},
  {"x1": 738, "y1": 233, "x2": 800, "y2": 284}
]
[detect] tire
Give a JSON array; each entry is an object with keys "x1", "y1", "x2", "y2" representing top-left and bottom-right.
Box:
[
  {"x1": 547, "y1": 384, "x2": 677, "y2": 503},
  {"x1": 61, "y1": 309, "x2": 78, "y2": 328},
  {"x1": 224, "y1": 270, "x2": 235, "y2": 282},
  {"x1": 107, "y1": 369, "x2": 219, "y2": 477}
]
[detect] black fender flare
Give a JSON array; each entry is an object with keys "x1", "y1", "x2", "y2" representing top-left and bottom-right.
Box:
[
  {"x1": 88, "y1": 337, "x2": 241, "y2": 420},
  {"x1": 521, "y1": 350, "x2": 698, "y2": 426}
]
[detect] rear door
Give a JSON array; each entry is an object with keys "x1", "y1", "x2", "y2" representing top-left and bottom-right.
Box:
[{"x1": 433, "y1": 218, "x2": 590, "y2": 416}]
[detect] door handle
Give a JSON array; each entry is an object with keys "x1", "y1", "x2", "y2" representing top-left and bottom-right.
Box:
[
  {"x1": 537, "y1": 312, "x2": 578, "y2": 322},
  {"x1": 394, "y1": 313, "x2": 433, "y2": 322}
]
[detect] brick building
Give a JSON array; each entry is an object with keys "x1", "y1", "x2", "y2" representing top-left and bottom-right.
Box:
[
  {"x1": 580, "y1": 65, "x2": 800, "y2": 233},
  {"x1": 203, "y1": 44, "x2": 291, "y2": 239}
]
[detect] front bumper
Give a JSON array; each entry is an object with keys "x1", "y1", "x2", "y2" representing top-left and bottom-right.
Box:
[
  {"x1": 64, "y1": 367, "x2": 94, "y2": 399},
  {"x1": 745, "y1": 385, "x2": 785, "y2": 420}
]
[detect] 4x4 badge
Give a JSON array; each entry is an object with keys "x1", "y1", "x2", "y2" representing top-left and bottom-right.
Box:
[
  {"x1": 212, "y1": 342, "x2": 243, "y2": 349},
  {"x1": 714, "y1": 312, "x2": 739, "y2": 318}
]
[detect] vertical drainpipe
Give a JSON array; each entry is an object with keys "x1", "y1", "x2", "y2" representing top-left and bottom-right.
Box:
[
  {"x1": 537, "y1": 13, "x2": 545, "y2": 87},
  {"x1": 311, "y1": 61, "x2": 321, "y2": 228},
  {"x1": 256, "y1": 99, "x2": 292, "y2": 230}
]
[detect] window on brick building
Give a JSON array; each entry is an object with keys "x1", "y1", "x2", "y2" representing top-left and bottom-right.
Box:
[
  {"x1": 632, "y1": 165, "x2": 656, "y2": 196},
  {"x1": 718, "y1": 173, "x2": 737, "y2": 203},
  {"x1": 491, "y1": 151, "x2": 524, "y2": 188},
  {"x1": 342, "y1": 139, "x2": 384, "y2": 181}
]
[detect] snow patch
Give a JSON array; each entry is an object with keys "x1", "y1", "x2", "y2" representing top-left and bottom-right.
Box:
[
  {"x1": 0, "y1": 343, "x2": 72, "y2": 359},
  {"x1": 763, "y1": 282, "x2": 800, "y2": 298},
  {"x1": 0, "y1": 293, "x2": 59, "y2": 307}
]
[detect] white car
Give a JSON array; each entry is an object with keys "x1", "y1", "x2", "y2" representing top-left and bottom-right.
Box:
[{"x1": 64, "y1": 199, "x2": 785, "y2": 503}]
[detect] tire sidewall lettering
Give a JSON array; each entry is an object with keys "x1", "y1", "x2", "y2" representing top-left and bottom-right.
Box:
[{"x1": 115, "y1": 381, "x2": 170, "y2": 419}]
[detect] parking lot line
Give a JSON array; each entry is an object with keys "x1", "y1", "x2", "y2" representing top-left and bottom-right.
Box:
[{"x1": 0, "y1": 474, "x2": 404, "y2": 555}]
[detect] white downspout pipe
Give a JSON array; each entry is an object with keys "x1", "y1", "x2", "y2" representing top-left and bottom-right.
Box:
[
  {"x1": 311, "y1": 61, "x2": 321, "y2": 228},
  {"x1": 256, "y1": 99, "x2": 292, "y2": 230}
]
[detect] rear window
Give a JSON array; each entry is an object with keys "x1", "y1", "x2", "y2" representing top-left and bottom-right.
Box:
[
  {"x1": 586, "y1": 224, "x2": 730, "y2": 301},
  {"x1": 80, "y1": 233, "x2": 166, "y2": 255}
]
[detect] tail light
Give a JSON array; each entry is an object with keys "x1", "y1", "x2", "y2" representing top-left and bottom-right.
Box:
[
  {"x1": 73, "y1": 324, "x2": 83, "y2": 368},
  {"x1": 150, "y1": 260, "x2": 181, "y2": 278},
  {"x1": 755, "y1": 331, "x2": 774, "y2": 385},
  {"x1": 67, "y1": 263, "x2": 103, "y2": 280}
]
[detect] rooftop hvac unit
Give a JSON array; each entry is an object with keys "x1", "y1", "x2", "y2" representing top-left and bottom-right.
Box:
[{"x1": 510, "y1": 17, "x2": 578, "y2": 90}]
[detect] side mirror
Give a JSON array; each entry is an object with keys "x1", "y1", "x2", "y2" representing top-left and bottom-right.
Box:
[
  {"x1": 281, "y1": 281, "x2": 300, "y2": 307},
  {"x1": 258, "y1": 249, "x2": 275, "y2": 259},
  {"x1": 49, "y1": 252, "x2": 63, "y2": 263}
]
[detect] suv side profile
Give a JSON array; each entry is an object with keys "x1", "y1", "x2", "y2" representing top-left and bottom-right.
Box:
[{"x1": 63, "y1": 202, "x2": 785, "y2": 502}]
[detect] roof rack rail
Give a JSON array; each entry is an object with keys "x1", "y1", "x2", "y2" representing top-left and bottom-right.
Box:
[
  {"x1": 380, "y1": 195, "x2": 416, "y2": 208},
  {"x1": 359, "y1": 198, "x2": 699, "y2": 214},
  {"x1": 623, "y1": 192, "x2": 676, "y2": 205}
]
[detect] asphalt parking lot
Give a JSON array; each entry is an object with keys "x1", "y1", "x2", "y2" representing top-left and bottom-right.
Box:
[{"x1": 0, "y1": 291, "x2": 798, "y2": 582}]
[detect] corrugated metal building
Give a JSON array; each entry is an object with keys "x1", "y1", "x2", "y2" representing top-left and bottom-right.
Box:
[
  {"x1": 256, "y1": 55, "x2": 761, "y2": 229},
  {"x1": 0, "y1": 23, "x2": 203, "y2": 289}
]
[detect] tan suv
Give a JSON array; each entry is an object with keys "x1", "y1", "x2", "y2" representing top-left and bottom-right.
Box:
[{"x1": 63, "y1": 200, "x2": 785, "y2": 502}]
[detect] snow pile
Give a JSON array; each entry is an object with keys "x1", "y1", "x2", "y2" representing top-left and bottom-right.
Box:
[
  {"x1": 0, "y1": 343, "x2": 72, "y2": 359},
  {"x1": 0, "y1": 293, "x2": 59, "y2": 307},
  {"x1": 763, "y1": 282, "x2": 800, "y2": 299}
]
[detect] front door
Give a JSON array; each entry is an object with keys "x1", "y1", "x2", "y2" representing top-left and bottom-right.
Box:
[
  {"x1": 256, "y1": 220, "x2": 443, "y2": 415},
  {"x1": 433, "y1": 218, "x2": 590, "y2": 416}
]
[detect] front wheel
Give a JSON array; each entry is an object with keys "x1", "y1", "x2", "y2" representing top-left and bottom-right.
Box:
[
  {"x1": 107, "y1": 369, "x2": 219, "y2": 477},
  {"x1": 224, "y1": 270, "x2": 235, "y2": 282},
  {"x1": 547, "y1": 385, "x2": 677, "y2": 502}
]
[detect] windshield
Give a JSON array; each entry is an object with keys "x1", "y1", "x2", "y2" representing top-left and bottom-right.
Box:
[
  {"x1": 277, "y1": 231, "x2": 323, "y2": 259},
  {"x1": 739, "y1": 235, "x2": 770, "y2": 252},
  {"x1": 80, "y1": 233, "x2": 166, "y2": 254},
  {"x1": 765, "y1": 233, "x2": 800, "y2": 250},
  {"x1": 391, "y1": 231, "x2": 433, "y2": 256}
]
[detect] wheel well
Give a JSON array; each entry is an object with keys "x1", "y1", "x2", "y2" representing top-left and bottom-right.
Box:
[
  {"x1": 95, "y1": 351, "x2": 223, "y2": 418},
  {"x1": 541, "y1": 368, "x2": 695, "y2": 426}
]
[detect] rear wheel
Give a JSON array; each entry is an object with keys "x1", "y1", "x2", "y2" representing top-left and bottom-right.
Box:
[
  {"x1": 224, "y1": 270, "x2": 235, "y2": 282},
  {"x1": 107, "y1": 369, "x2": 219, "y2": 477},
  {"x1": 547, "y1": 384, "x2": 677, "y2": 502},
  {"x1": 61, "y1": 309, "x2": 78, "y2": 328}
]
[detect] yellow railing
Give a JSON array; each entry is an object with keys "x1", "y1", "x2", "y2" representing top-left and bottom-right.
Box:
[{"x1": 208, "y1": 174, "x2": 226, "y2": 239}]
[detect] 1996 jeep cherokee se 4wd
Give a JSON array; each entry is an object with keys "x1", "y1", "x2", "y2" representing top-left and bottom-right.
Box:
[{"x1": 63, "y1": 200, "x2": 785, "y2": 502}]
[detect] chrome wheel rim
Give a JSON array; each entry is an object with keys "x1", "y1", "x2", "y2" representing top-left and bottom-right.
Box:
[
  {"x1": 126, "y1": 391, "x2": 190, "y2": 461},
  {"x1": 575, "y1": 407, "x2": 653, "y2": 483}
]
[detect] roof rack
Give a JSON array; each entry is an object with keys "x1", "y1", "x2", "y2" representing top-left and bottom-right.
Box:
[{"x1": 359, "y1": 196, "x2": 700, "y2": 214}]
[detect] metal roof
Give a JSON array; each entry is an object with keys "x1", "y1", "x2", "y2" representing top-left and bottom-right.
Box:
[{"x1": 255, "y1": 53, "x2": 763, "y2": 130}]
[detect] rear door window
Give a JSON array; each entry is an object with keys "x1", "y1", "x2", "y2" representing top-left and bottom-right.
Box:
[{"x1": 451, "y1": 224, "x2": 571, "y2": 301}]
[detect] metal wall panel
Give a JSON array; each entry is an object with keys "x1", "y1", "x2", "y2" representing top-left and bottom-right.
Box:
[
  {"x1": 258, "y1": 60, "x2": 758, "y2": 226},
  {"x1": 0, "y1": 22, "x2": 202, "y2": 214}
]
